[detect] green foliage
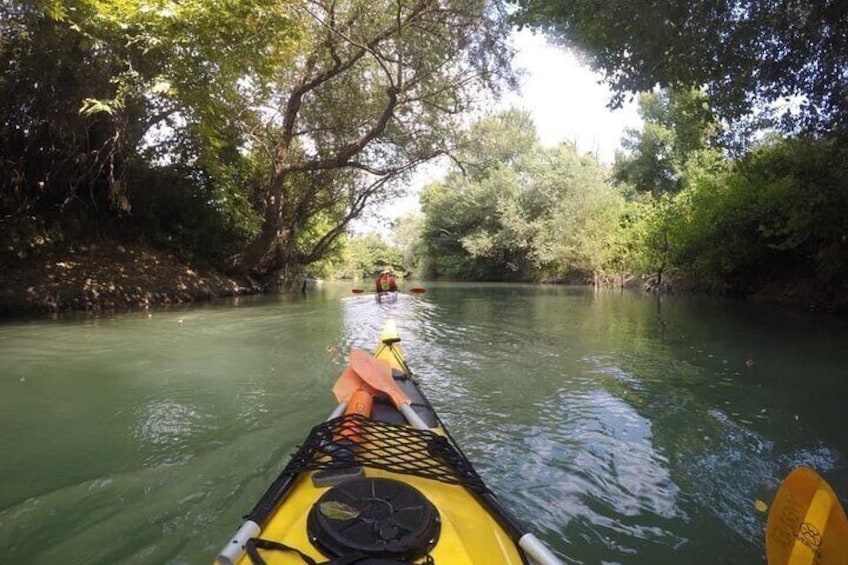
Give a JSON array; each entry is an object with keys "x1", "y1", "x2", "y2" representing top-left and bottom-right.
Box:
[
  {"x1": 511, "y1": 0, "x2": 848, "y2": 135},
  {"x1": 2, "y1": 0, "x2": 514, "y2": 282},
  {"x1": 625, "y1": 195, "x2": 678, "y2": 280},
  {"x1": 391, "y1": 213, "x2": 427, "y2": 278},
  {"x1": 421, "y1": 110, "x2": 632, "y2": 282},
  {"x1": 631, "y1": 137, "x2": 848, "y2": 296},
  {"x1": 126, "y1": 164, "x2": 259, "y2": 262},
  {"x1": 539, "y1": 156, "x2": 627, "y2": 281},
  {"x1": 9, "y1": 0, "x2": 846, "y2": 312},
  {"x1": 330, "y1": 233, "x2": 405, "y2": 280},
  {"x1": 1, "y1": 1, "x2": 141, "y2": 234},
  {"x1": 232, "y1": 0, "x2": 515, "y2": 278},
  {"x1": 0, "y1": 0, "x2": 297, "y2": 263},
  {"x1": 420, "y1": 110, "x2": 542, "y2": 280},
  {"x1": 614, "y1": 89, "x2": 719, "y2": 195}
]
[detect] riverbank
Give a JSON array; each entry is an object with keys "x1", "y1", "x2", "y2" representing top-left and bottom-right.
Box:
[
  {"x1": 2, "y1": 241, "x2": 845, "y2": 319},
  {"x1": 0, "y1": 241, "x2": 261, "y2": 318}
]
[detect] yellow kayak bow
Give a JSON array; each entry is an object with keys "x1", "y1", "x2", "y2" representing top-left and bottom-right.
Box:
[{"x1": 216, "y1": 320, "x2": 561, "y2": 565}]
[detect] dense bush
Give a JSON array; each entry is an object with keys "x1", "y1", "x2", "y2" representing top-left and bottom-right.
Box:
[
  {"x1": 643, "y1": 137, "x2": 848, "y2": 297},
  {"x1": 126, "y1": 165, "x2": 260, "y2": 265}
]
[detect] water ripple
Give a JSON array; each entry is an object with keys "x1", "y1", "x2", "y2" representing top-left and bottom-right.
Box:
[{"x1": 3, "y1": 285, "x2": 848, "y2": 564}]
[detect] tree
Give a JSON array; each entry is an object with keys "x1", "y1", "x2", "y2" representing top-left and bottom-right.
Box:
[
  {"x1": 391, "y1": 213, "x2": 426, "y2": 277},
  {"x1": 0, "y1": 0, "x2": 299, "y2": 257},
  {"x1": 0, "y1": 1, "x2": 144, "y2": 241},
  {"x1": 420, "y1": 110, "x2": 541, "y2": 280},
  {"x1": 2, "y1": 1, "x2": 514, "y2": 283},
  {"x1": 511, "y1": 0, "x2": 848, "y2": 135},
  {"x1": 332, "y1": 233, "x2": 404, "y2": 280},
  {"x1": 421, "y1": 110, "x2": 630, "y2": 283},
  {"x1": 230, "y1": 0, "x2": 515, "y2": 282},
  {"x1": 667, "y1": 137, "x2": 848, "y2": 294},
  {"x1": 614, "y1": 88, "x2": 720, "y2": 195},
  {"x1": 530, "y1": 144, "x2": 626, "y2": 283},
  {"x1": 611, "y1": 89, "x2": 727, "y2": 286}
]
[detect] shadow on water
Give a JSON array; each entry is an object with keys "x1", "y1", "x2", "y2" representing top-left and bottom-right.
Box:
[{"x1": 1, "y1": 282, "x2": 847, "y2": 563}]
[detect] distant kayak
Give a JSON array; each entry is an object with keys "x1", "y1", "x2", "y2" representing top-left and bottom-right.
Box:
[
  {"x1": 216, "y1": 320, "x2": 561, "y2": 565},
  {"x1": 376, "y1": 290, "x2": 398, "y2": 303}
]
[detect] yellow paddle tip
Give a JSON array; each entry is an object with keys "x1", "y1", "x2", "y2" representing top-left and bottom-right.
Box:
[{"x1": 766, "y1": 467, "x2": 848, "y2": 565}]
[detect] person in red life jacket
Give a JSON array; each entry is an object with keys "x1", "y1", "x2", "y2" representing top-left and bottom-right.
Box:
[{"x1": 375, "y1": 268, "x2": 398, "y2": 293}]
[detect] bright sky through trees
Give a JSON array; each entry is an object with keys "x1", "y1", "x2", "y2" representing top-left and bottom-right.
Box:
[
  {"x1": 360, "y1": 30, "x2": 642, "y2": 233},
  {"x1": 507, "y1": 29, "x2": 642, "y2": 162}
]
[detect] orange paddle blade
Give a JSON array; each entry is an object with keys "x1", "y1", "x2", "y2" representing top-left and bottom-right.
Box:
[
  {"x1": 351, "y1": 288, "x2": 365, "y2": 294},
  {"x1": 332, "y1": 365, "x2": 377, "y2": 403},
  {"x1": 766, "y1": 466, "x2": 848, "y2": 565},
  {"x1": 349, "y1": 348, "x2": 410, "y2": 408},
  {"x1": 408, "y1": 288, "x2": 426, "y2": 294},
  {"x1": 332, "y1": 366, "x2": 364, "y2": 402}
]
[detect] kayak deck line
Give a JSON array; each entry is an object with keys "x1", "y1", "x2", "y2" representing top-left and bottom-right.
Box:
[
  {"x1": 217, "y1": 320, "x2": 563, "y2": 565},
  {"x1": 274, "y1": 414, "x2": 489, "y2": 492}
]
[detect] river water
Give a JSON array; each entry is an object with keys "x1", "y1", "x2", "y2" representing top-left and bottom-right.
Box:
[{"x1": 1, "y1": 282, "x2": 847, "y2": 564}]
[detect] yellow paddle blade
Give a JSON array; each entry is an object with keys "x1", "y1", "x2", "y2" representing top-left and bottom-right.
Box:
[
  {"x1": 766, "y1": 466, "x2": 848, "y2": 565},
  {"x1": 349, "y1": 348, "x2": 410, "y2": 408}
]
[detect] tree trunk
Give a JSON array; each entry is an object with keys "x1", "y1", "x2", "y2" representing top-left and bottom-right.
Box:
[{"x1": 232, "y1": 167, "x2": 287, "y2": 276}]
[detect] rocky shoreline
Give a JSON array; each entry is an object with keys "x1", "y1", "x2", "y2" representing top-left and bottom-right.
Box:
[{"x1": 0, "y1": 241, "x2": 262, "y2": 318}]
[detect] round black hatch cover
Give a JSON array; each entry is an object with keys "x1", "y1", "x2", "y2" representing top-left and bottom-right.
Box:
[{"x1": 307, "y1": 477, "x2": 441, "y2": 560}]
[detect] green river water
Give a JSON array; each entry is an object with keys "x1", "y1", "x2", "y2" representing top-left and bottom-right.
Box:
[{"x1": 2, "y1": 282, "x2": 848, "y2": 564}]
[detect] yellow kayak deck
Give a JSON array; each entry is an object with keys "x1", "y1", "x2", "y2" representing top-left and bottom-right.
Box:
[
  {"x1": 247, "y1": 468, "x2": 524, "y2": 564},
  {"x1": 223, "y1": 320, "x2": 527, "y2": 565}
]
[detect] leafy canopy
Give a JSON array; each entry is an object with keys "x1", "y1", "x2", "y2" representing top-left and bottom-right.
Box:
[
  {"x1": 614, "y1": 88, "x2": 720, "y2": 195},
  {"x1": 511, "y1": 0, "x2": 848, "y2": 135}
]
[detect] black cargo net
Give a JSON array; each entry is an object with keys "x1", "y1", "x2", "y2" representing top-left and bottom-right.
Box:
[{"x1": 281, "y1": 414, "x2": 489, "y2": 494}]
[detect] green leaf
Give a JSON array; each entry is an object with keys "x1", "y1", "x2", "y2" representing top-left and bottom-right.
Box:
[
  {"x1": 319, "y1": 501, "x2": 361, "y2": 520},
  {"x1": 79, "y1": 98, "x2": 116, "y2": 116},
  {"x1": 148, "y1": 79, "x2": 173, "y2": 95}
]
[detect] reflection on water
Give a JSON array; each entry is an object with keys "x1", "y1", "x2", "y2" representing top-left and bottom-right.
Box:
[
  {"x1": 134, "y1": 398, "x2": 216, "y2": 466},
  {"x1": 336, "y1": 285, "x2": 848, "y2": 563},
  {"x1": 1, "y1": 283, "x2": 848, "y2": 563}
]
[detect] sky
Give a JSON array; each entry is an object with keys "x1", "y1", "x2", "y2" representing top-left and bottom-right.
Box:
[
  {"x1": 357, "y1": 29, "x2": 643, "y2": 233},
  {"x1": 507, "y1": 29, "x2": 643, "y2": 161}
]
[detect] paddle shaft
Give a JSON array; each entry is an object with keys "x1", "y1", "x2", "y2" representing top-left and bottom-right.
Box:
[
  {"x1": 351, "y1": 288, "x2": 426, "y2": 295},
  {"x1": 216, "y1": 405, "x2": 347, "y2": 565},
  {"x1": 217, "y1": 471, "x2": 298, "y2": 564}
]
